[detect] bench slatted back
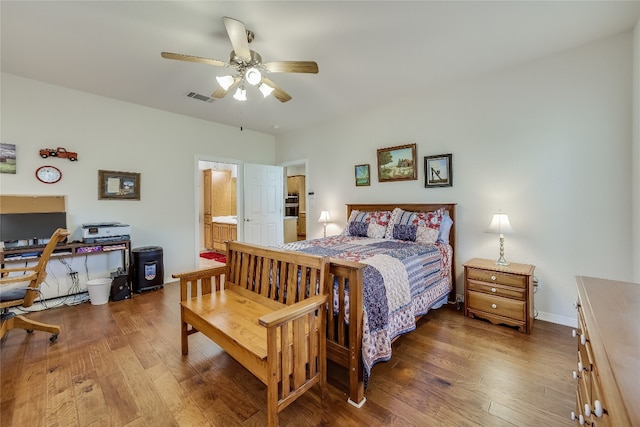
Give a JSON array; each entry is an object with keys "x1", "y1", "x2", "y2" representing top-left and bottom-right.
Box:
[
  {"x1": 226, "y1": 241, "x2": 326, "y2": 304},
  {"x1": 176, "y1": 267, "x2": 225, "y2": 302}
]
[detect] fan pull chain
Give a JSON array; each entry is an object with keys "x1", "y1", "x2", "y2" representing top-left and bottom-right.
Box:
[{"x1": 240, "y1": 103, "x2": 244, "y2": 131}]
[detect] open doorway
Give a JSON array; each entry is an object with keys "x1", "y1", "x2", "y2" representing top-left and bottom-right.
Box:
[
  {"x1": 196, "y1": 159, "x2": 286, "y2": 268},
  {"x1": 281, "y1": 159, "x2": 308, "y2": 243},
  {"x1": 198, "y1": 160, "x2": 239, "y2": 268}
]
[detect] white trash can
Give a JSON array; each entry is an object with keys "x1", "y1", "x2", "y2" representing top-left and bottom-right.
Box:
[{"x1": 86, "y1": 278, "x2": 112, "y2": 305}]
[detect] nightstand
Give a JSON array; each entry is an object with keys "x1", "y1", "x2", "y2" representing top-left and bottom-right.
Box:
[{"x1": 464, "y1": 258, "x2": 535, "y2": 334}]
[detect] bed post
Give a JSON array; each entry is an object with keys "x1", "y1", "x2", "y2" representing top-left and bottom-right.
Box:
[{"x1": 346, "y1": 264, "x2": 365, "y2": 408}]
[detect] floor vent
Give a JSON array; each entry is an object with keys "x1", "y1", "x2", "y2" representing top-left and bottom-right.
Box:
[{"x1": 186, "y1": 92, "x2": 215, "y2": 103}]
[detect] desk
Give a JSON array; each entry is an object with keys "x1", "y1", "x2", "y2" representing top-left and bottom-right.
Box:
[{"x1": 1, "y1": 239, "x2": 130, "y2": 270}]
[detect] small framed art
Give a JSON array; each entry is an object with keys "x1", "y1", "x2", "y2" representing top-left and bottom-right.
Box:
[
  {"x1": 355, "y1": 164, "x2": 370, "y2": 186},
  {"x1": 424, "y1": 154, "x2": 452, "y2": 188},
  {"x1": 98, "y1": 170, "x2": 140, "y2": 200},
  {"x1": 377, "y1": 143, "x2": 417, "y2": 182}
]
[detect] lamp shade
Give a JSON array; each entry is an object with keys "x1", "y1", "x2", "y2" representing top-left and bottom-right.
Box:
[
  {"x1": 259, "y1": 83, "x2": 274, "y2": 97},
  {"x1": 485, "y1": 212, "x2": 513, "y2": 235},
  {"x1": 318, "y1": 210, "x2": 331, "y2": 223},
  {"x1": 233, "y1": 87, "x2": 247, "y2": 101},
  {"x1": 216, "y1": 75, "x2": 235, "y2": 90}
]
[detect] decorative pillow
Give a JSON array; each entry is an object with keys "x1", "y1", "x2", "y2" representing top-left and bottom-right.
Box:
[
  {"x1": 391, "y1": 223, "x2": 417, "y2": 241},
  {"x1": 437, "y1": 213, "x2": 454, "y2": 244},
  {"x1": 342, "y1": 210, "x2": 392, "y2": 239},
  {"x1": 347, "y1": 221, "x2": 369, "y2": 237},
  {"x1": 385, "y1": 207, "x2": 444, "y2": 244}
]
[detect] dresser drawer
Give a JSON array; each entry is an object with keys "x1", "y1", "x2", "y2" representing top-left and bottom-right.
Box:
[
  {"x1": 467, "y1": 279, "x2": 526, "y2": 300},
  {"x1": 467, "y1": 291, "x2": 526, "y2": 321},
  {"x1": 466, "y1": 267, "x2": 527, "y2": 289}
]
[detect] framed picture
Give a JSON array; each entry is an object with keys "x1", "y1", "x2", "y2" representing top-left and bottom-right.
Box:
[
  {"x1": 0, "y1": 143, "x2": 16, "y2": 174},
  {"x1": 98, "y1": 170, "x2": 140, "y2": 200},
  {"x1": 376, "y1": 143, "x2": 417, "y2": 182},
  {"x1": 354, "y1": 164, "x2": 370, "y2": 186},
  {"x1": 424, "y1": 154, "x2": 452, "y2": 188}
]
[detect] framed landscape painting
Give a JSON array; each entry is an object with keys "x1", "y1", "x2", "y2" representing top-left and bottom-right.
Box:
[
  {"x1": 377, "y1": 143, "x2": 417, "y2": 182},
  {"x1": 0, "y1": 143, "x2": 16, "y2": 174},
  {"x1": 424, "y1": 154, "x2": 452, "y2": 187},
  {"x1": 355, "y1": 164, "x2": 370, "y2": 186}
]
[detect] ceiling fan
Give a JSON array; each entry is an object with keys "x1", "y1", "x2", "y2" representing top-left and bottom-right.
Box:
[{"x1": 161, "y1": 16, "x2": 318, "y2": 103}]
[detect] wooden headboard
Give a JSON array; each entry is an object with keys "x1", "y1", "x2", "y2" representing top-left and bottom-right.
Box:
[{"x1": 346, "y1": 203, "x2": 457, "y2": 303}]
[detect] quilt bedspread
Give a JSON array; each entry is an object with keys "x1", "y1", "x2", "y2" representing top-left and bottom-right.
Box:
[{"x1": 279, "y1": 235, "x2": 453, "y2": 382}]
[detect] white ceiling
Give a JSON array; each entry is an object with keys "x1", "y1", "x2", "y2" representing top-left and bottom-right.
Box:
[{"x1": 2, "y1": 1, "x2": 639, "y2": 135}]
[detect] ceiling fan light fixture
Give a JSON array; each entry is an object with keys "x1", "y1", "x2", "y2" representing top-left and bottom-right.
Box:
[
  {"x1": 259, "y1": 83, "x2": 275, "y2": 97},
  {"x1": 233, "y1": 86, "x2": 247, "y2": 101},
  {"x1": 245, "y1": 67, "x2": 262, "y2": 85},
  {"x1": 216, "y1": 75, "x2": 235, "y2": 90}
]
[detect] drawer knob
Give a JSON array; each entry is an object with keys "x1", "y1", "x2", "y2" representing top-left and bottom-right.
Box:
[
  {"x1": 574, "y1": 301, "x2": 580, "y2": 309},
  {"x1": 593, "y1": 400, "x2": 603, "y2": 417},
  {"x1": 491, "y1": 303, "x2": 497, "y2": 309},
  {"x1": 572, "y1": 329, "x2": 577, "y2": 338},
  {"x1": 580, "y1": 333, "x2": 587, "y2": 346},
  {"x1": 572, "y1": 370, "x2": 580, "y2": 380},
  {"x1": 491, "y1": 275, "x2": 497, "y2": 281},
  {"x1": 578, "y1": 361, "x2": 584, "y2": 372},
  {"x1": 491, "y1": 287, "x2": 497, "y2": 293}
]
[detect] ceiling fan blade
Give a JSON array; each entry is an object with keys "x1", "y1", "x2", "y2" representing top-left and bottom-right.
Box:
[
  {"x1": 262, "y1": 77, "x2": 292, "y2": 103},
  {"x1": 211, "y1": 76, "x2": 241, "y2": 99},
  {"x1": 161, "y1": 52, "x2": 229, "y2": 68},
  {"x1": 263, "y1": 61, "x2": 318, "y2": 74},
  {"x1": 223, "y1": 16, "x2": 251, "y2": 61}
]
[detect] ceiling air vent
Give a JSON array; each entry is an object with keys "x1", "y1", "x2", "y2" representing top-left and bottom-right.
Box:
[{"x1": 186, "y1": 91, "x2": 215, "y2": 103}]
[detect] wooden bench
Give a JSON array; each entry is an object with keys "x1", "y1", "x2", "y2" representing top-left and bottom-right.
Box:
[{"x1": 172, "y1": 241, "x2": 329, "y2": 427}]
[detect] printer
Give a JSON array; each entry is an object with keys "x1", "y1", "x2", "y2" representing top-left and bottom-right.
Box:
[{"x1": 82, "y1": 222, "x2": 131, "y2": 243}]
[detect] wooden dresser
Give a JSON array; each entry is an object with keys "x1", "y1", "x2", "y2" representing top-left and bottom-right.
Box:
[
  {"x1": 464, "y1": 258, "x2": 535, "y2": 334},
  {"x1": 572, "y1": 276, "x2": 639, "y2": 426}
]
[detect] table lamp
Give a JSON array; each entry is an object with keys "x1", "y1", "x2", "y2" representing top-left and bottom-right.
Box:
[
  {"x1": 485, "y1": 211, "x2": 513, "y2": 266},
  {"x1": 318, "y1": 210, "x2": 331, "y2": 238}
]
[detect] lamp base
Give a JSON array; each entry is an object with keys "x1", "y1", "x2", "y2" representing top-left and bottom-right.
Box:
[{"x1": 496, "y1": 235, "x2": 509, "y2": 265}]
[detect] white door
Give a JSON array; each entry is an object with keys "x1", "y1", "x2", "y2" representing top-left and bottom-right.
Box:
[{"x1": 243, "y1": 163, "x2": 283, "y2": 246}]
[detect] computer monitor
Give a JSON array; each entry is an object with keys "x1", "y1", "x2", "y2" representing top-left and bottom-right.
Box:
[{"x1": 0, "y1": 212, "x2": 67, "y2": 245}]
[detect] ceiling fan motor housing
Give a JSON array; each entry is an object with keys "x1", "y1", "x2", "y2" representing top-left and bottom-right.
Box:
[{"x1": 230, "y1": 50, "x2": 263, "y2": 70}]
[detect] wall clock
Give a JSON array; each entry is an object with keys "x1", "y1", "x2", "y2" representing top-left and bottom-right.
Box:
[{"x1": 35, "y1": 165, "x2": 62, "y2": 184}]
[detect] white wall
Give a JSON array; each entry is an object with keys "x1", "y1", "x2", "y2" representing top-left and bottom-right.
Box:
[
  {"x1": 1, "y1": 73, "x2": 275, "y2": 296},
  {"x1": 276, "y1": 32, "x2": 634, "y2": 326},
  {"x1": 633, "y1": 17, "x2": 640, "y2": 282}
]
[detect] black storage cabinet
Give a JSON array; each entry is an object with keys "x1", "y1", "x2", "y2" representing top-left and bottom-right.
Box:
[{"x1": 131, "y1": 246, "x2": 164, "y2": 293}]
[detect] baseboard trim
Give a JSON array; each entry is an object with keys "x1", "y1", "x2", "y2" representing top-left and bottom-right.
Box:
[{"x1": 536, "y1": 311, "x2": 577, "y2": 328}]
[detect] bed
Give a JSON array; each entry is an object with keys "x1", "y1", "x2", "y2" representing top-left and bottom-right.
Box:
[{"x1": 278, "y1": 203, "x2": 456, "y2": 406}]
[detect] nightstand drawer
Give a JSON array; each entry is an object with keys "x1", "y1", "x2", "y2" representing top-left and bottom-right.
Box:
[
  {"x1": 466, "y1": 267, "x2": 527, "y2": 289},
  {"x1": 467, "y1": 291, "x2": 526, "y2": 321},
  {"x1": 467, "y1": 279, "x2": 526, "y2": 300}
]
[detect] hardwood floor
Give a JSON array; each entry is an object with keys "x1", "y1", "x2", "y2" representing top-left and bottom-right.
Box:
[{"x1": 1, "y1": 282, "x2": 576, "y2": 426}]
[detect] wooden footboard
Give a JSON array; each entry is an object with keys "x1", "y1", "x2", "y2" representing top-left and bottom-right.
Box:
[{"x1": 326, "y1": 259, "x2": 367, "y2": 407}]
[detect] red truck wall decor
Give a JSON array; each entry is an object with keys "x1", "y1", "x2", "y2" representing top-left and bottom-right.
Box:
[{"x1": 39, "y1": 147, "x2": 78, "y2": 161}]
